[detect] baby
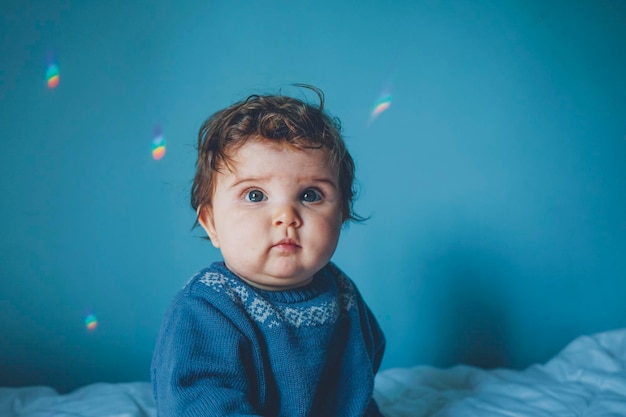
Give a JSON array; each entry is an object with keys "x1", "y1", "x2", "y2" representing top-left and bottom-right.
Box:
[{"x1": 151, "y1": 85, "x2": 386, "y2": 416}]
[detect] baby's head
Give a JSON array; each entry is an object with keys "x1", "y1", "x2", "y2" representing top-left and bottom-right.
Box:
[
  {"x1": 191, "y1": 85, "x2": 360, "y2": 225},
  {"x1": 191, "y1": 85, "x2": 361, "y2": 289}
]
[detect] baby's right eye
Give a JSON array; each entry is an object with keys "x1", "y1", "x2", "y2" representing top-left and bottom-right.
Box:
[{"x1": 245, "y1": 189, "x2": 266, "y2": 203}]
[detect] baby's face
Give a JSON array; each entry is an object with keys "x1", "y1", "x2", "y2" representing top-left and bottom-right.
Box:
[{"x1": 198, "y1": 139, "x2": 343, "y2": 290}]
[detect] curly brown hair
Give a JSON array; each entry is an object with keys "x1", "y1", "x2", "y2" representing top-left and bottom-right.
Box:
[{"x1": 191, "y1": 84, "x2": 364, "y2": 228}]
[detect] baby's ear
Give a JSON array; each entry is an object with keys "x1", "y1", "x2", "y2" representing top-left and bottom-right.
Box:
[{"x1": 197, "y1": 206, "x2": 220, "y2": 248}]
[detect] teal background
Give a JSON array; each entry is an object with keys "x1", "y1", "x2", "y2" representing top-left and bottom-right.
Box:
[{"x1": 1, "y1": 0, "x2": 625, "y2": 392}]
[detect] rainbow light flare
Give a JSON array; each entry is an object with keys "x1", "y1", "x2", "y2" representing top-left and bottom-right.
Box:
[
  {"x1": 84, "y1": 314, "x2": 98, "y2": 331},
  {"x1": 152, "y1": 126, "x2": 166, "y2": 160},
  {"x1": 370, "y1": 94, "x2": 392, "y2": 122},
  {"x1": 46, "y1": 64, "x2": 59, "y2": 89}
]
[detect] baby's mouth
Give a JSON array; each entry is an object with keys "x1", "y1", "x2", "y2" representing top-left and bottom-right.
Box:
[{"x1": 273, "y1": 239, "x2": 301, "y2": 252}]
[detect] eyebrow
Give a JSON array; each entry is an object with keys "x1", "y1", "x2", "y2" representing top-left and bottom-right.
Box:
[
  {"x1": 307, "y1": 178, "x2": 338, "y2": 189},
  {"x1": 227, "y1": 177, "x2": 267, "y2": 190}
]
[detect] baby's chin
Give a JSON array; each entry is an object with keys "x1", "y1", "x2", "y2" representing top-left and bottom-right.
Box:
[
  {"x1": 238, "y1": 273, "x2": 315, "y2": 291},
  {"x1": 225, "y1": 261, "x2": 322, "y2": 291}
]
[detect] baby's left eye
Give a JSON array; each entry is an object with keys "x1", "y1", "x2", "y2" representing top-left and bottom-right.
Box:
[{"x1": 301, "y1": 189, "x2": 322, "y2": 203}]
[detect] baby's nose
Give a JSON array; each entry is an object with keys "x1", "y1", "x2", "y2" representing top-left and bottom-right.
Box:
[{"x1": 273, "y1": 202, "x2": 302, "y2": 228}]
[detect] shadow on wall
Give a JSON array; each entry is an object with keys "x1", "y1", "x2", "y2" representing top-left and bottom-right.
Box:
[{"x1": 424, "y1": 246, "x2": 513, "y2": 369}]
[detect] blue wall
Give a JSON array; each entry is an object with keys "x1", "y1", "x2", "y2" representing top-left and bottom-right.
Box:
[{"x1": 1, "y1": 0, "x2": 625, "y2": 392}]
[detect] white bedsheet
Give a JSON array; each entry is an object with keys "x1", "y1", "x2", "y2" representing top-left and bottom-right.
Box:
[
  {"x1": 0, "y1": 382, "x2": 155, "y2": 417},
  {"x1": 1, "y1": 328, "x2": 624, "y2": 417},
  {"x1": 374, "y1": 328, "x2": 626, "y2": 417}
]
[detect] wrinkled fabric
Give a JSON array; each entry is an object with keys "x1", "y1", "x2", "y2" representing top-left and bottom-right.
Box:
[{"x1": 374, "y1": 328, "x2": 626, "y2": 417}]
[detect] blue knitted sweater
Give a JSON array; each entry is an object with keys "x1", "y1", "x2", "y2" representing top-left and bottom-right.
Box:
[{"x1": 151, "y1": 262, "x2": 385, "y2": 417}]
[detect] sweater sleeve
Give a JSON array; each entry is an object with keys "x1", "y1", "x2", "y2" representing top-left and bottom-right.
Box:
[
  {"x1": 353, "y1": 285, "x2": 387, "y2": 417},
  {"x1": 365, "y1": 301, "x2": 386, "y2": 374},
  {"x1": 151, "y1": 291, "x2": 262, "y2": 417}
]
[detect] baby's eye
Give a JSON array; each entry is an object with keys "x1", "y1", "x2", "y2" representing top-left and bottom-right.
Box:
[
  {"x1": 301, "y1": 188, "x2": 322, "y2": 203},
  {"x1": 245, "y1": 189, "x2": 266, "y2": 203}
]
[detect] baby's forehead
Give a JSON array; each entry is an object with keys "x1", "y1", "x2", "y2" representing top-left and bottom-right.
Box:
[
  {"x1": 228, "y1": 136, "x2": 323, "y2": 153},
  {"x1": 222, "y1": 139, "x2": 338, "y2": 178},
  {"x1": 228, "y1": 138, "x2": 332, "y2": 162}
]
